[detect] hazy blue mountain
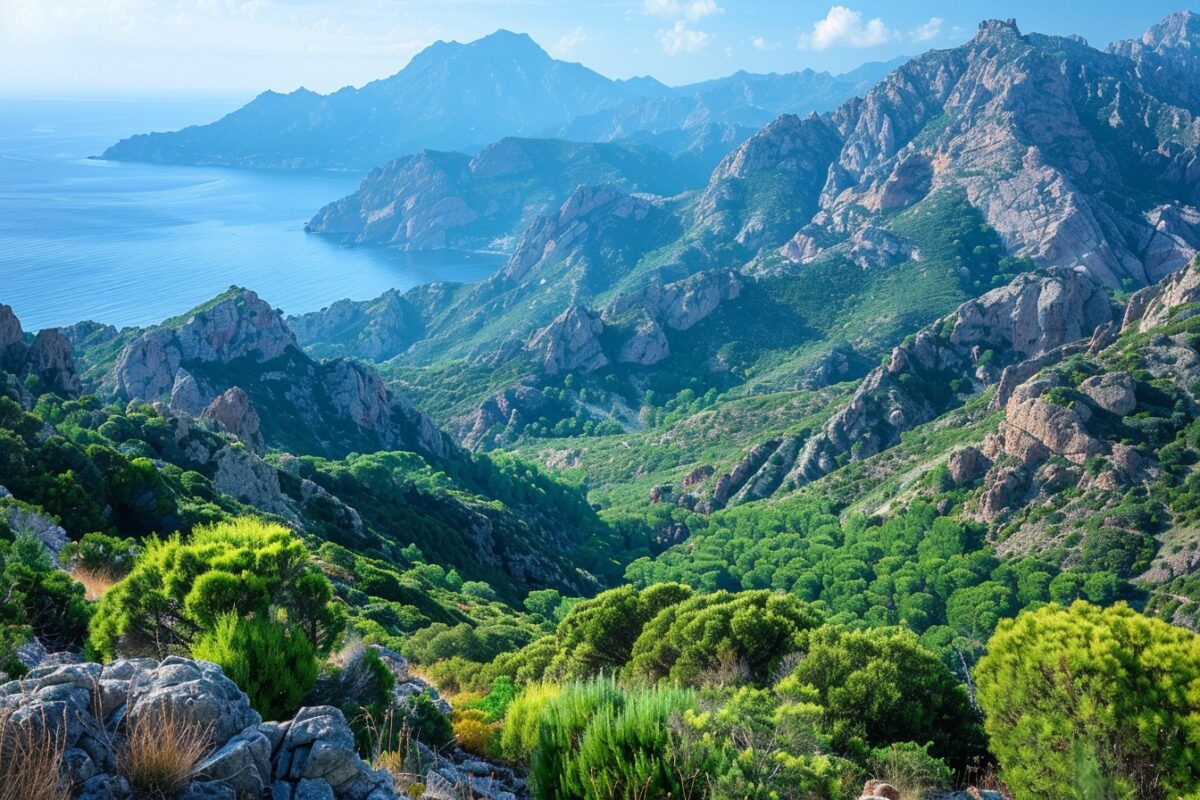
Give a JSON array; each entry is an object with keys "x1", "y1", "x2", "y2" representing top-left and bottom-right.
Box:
[
  {"x1": 547, "y1": 58, "x2": 909, "y2": 157},
  {"x1": 102, "y1": 31, "x2": 907, "y2": 172},
  {"x1": 102, "y1": 30, "x2": 644, "y2": 170}
]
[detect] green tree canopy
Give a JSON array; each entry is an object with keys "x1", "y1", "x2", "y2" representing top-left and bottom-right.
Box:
[
  {"x1": 977, "y1": 602, "x2": 1200, "y2": 800},
  {"x1": 88, "y1": 518, "x2": 343, "y2": 660}
]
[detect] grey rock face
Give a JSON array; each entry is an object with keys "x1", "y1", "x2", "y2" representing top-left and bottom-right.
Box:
[
  {"x1": 3, "y1": 504, "x2": 71, "y2": 558},
  {"x1": 106, "y1": 289, "x2": 295, "y2": 401},
  {"x1": 525, "y1": 304, "x2": 608, "y2": 374},
  {"x1": 0, "y1": 657, "x2": 397, "y2": 800},
  {"x1": 1122, "y1": 258, "x2": 1200, "y2": 333},
  {"x1": 1079, "y1": 372, "x2": 1137, "y2": 416},
  {"x1": 0, "y1": 304, "x2": 82, "y2": 400},
  {"x1": 202, "y1": 386, "x2": 265, "y2": 452}
]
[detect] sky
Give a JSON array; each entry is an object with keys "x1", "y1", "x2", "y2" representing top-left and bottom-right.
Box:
[{"x1": 0, "y1": 1, "x2": 1192, "y2": 97}]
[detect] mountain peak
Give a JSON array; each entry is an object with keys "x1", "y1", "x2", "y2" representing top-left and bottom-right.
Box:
[
  {"x1": 470, "y1": 29, "x2": 548, "y2": 57},
  {"x1": 974, "y1": 18, "x2": 1023, "y2": 43},
  {"x1": 1141, "y1": 9, "x2": 1200, "y2": 48}
]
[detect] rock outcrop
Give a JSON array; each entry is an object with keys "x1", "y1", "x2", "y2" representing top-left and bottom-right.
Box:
[
  {"x1": 290, "y1": 290, "x2": 424, "y2": 362},
  {"x1": 98, "y1": 288, "x2": 456, "y2": 462},
  {"x1": 0, "y1": 304, "x2": 81, "y2": 401},
  {"x1": 202, "y1": 387, "x2": 265, "y2": 452},
  {"x1": 1121, "y1": 256, "x2": 1200, "y2": 333},
  {"x1": 0, "y1": 657, "x2": 393, "y2": 800},
  {"x1": 524, "y1": 304, "x2": 608, "y2": 375},
  {"x1": 105, "y1": 289, "x2": 295, "y2": 401}
]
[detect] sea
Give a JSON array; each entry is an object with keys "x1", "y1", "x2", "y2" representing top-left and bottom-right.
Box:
[{"x1": 0, "y1": 95, "x2": 503, "y2": 331}]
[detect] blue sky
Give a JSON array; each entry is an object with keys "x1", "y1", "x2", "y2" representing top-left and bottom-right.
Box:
[{"x1": 0, "y1": 1, "x2": 1192, "y2": 96}]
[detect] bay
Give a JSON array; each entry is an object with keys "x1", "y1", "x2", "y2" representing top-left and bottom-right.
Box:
[{"x1": 0, "y1": 95, "x2": 502, "y2": 331}]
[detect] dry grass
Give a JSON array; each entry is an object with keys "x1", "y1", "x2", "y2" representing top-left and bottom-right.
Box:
[
  {"x1": 0, "y1": 707, "x2": 71, "y2": 800},
  {"x1": 118, "y1": 699, "x2": 213, "y2": 798},
  {"x1": 68, "y1": 566, "x2": 120, "y2": 601}
]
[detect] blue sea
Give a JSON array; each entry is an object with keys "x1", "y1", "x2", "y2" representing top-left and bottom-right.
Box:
[{"x1": 0, "y1": 96, "x2": 503, "y2": 331}]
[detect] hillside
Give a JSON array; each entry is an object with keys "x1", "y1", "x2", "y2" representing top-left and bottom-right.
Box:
[
  {"x1": 290, "y1": 14, "x2": 1200, "y2": 466},
  {"x1": 305, "y1": 138, "x2": 710, "y2": 252},
  {"x1": 10, "y1": 294, "x2": 643, "y2": 602}
]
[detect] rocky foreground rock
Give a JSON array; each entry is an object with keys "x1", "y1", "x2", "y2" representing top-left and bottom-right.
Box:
[{"x1": 0, "y1": 655, "x2": 527, "y2": 800}]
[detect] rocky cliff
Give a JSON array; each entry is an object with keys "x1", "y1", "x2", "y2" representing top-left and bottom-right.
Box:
[
  {"x1": 692, "y1": 15, "x2": 1200, "y2": 287},
  {"x1": 0, "y1": 303, "x2": 81, "y2": 402},
  {"x1": 95, "y1": 288, "x2": 455, "y2": 462}
]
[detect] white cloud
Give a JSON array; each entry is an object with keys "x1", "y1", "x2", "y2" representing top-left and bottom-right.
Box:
[
  {"x1": 656, "y1": 20, "x2": 711, "y2": 55},
  {"x1": 752, "y1": 36, "x2": 780, "y2": 52},
  {"x1": 798, "y1": 6, "x2": 896, "y2": 51},
  {"x1": 909, "y1": 17, "x2": 943, "y2": 43},
  {"x1": 550, "y1": 26, "x2": 589, "y2": 57},
  {"x1": 643, "y1": 0, "x2": 720, "y2": 21}
]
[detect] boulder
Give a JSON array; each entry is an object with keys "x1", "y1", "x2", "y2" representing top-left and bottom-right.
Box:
[
  {"x1": 1078, "y1": 372, "x2": 1137, "y2": 416},
  {"x1": 948, "y1": 447, "x2": 991, "y2": 485},
  {"x1": 202, "y1": 386, "x2": 265, "y2": 452}
]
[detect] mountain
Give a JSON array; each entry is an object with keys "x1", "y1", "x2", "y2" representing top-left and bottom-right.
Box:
[
  {"x1": 101, "y1": 30, "x2": 643, "y2": 170},
  {"x1": 42, "y1": 289, "x2": 642, "y2": 598},
  {"x1": 549, "y1": 58, "x2": 908, "y2": 159},
  {"x1": 702, "y1": 17, "x2": 1200, "y2": 287},
  {"x1": 101, "y1": 32, "x2": 902, "y2": 173},
  {"x1": 288, "y1": 14, "x2": 1200, "y2": 481},
  {"x1": 305, "y1": 138, "x2": 709, "y2": 251}
]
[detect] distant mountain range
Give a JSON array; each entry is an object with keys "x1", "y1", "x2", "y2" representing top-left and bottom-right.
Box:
[
  {"x1": 290, "y1": 12, "x2": 1200, "y2": 460},
  {"x1": 100, "y1": 29, "x2": 904, "y2": 171}
]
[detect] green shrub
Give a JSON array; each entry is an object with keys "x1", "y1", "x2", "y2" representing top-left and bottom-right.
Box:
[
  {"x1": 0, "y1": 533, "x2": 90, "y2": 662},
  {"x1": 977, "y1": 602, "x2": 1200, "y2": 800},
  {"x1": 192, "y1": 614, "x2": 318, "y2": 720},
  {"x1": 60, "y1": 532, "x2": 140, "y2": 577},
  {"x1": 531, "y1": 679, "x2": 706, "y2": 800},
  {"x1": 499, "y1": 683, "x2": 561, "y2": 764},
  {"x1": 88, "y1": 518, "x2": 343, "y2": 660},
  {"x1": 787, "y1": 626, "x2": 984, "y2": 767},
  {"x1": 543, "y1": 583, "x2": 693, "y2": 680},
  {"x1": 627, "y1": 590, "x2": 823, "y2": 686}
]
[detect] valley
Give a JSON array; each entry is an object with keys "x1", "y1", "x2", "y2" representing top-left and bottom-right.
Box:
[{"x1": 4, "y1": 9, "x2": 1200, "y2": 800}]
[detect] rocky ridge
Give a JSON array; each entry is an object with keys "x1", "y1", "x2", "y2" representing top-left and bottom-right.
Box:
[
  {"x1": 692, "y1": 15, "x2": 1200, "y2": 287},
  {"x1": 0, "y1": 303, "x2": 81, "y2": 402},
  {"x1": 687, "y1": 267, "x2": 1117, "y2": 509},
  {"x1": 306, "y1": 138, "x2": 705, "y2": 252},
  {"x1": 96, "y1": 289, "x2": 455, "y2": 462}
]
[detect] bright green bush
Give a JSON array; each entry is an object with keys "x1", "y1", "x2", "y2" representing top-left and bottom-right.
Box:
[
  {"x1": 530, "y1": 679, "x2": 707, "y2": 800},
  {"x1": 192, "y1": 614, "x2": 319, "y2": 720},
  {"x1": 627, "y1": 590, "x2": 823, "y2": 686},
  {"x1": 88, "y1": 518, "x2": 344, "y2": 660},
  {"x1": 542, "y1": 583, "x2": 693, "y2": 680},
  {"x1": 787, "y1": 626, "x2": 983, "y2": 766},
  {"x1": 499, "y1": 682, "x2": 561, "y2": 764},
  {"x1": 977, "y1": 602, "x2": 1200, "y2": 800}
]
